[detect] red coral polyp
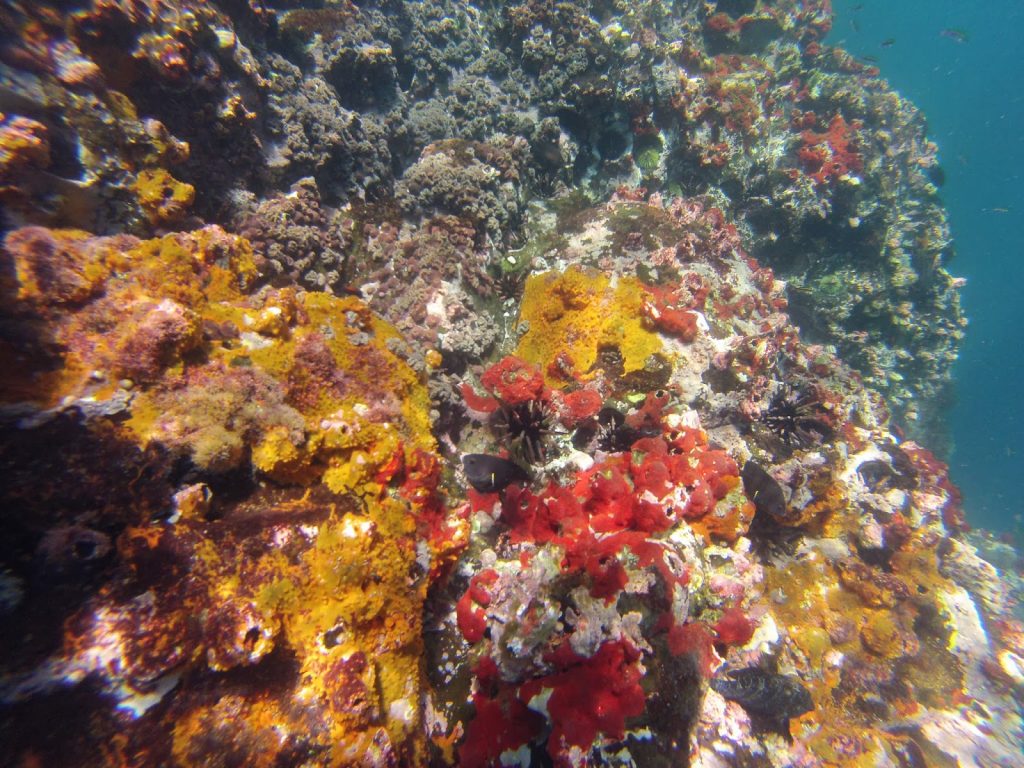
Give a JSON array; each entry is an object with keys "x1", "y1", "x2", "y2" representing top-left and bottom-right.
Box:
[
  {"x1": 712, "y1": 606, "x2": 756, "y2": 646},
  {"x1": 456, "y1": 569, "x2": 499, "y2": 644},
  {"x1": 480, "y1": 355, "x2": 547, "y2": 405},
  {"x1": 581, "y1": 465, "x2": 634, "y2": 530},
  {"x1": 667, "y1": 426, "x2": 704, "y2": 453},
  {"x1": 667, "y1": 621, "x2": 717, "y2": 676},
  {"x1": 641, "y1": 296, "x2": 700, "y2": 342},
  {"x1": 797, "y1": 114, "x2": 863, "y2": 186},
  {"x1": 556, "y1": 388, "x2": 603, "y2": 427},
  {"x1": 682, "y1": 480, "x2": 715, "y2": 519},
  {"x1": 697, "y1": 450, "x2": 739, "y2": 496},
  {"x1": 631, "y1": 454, "x2": 673, "y2": 499},
  {"x1": 459, "y1": 642, "x2": 646, "y2": 766},
  {"x1": 495, "y1": 428, "x2": 743, "y2": 606},
  {"x1": 585, "y1": 551, "x2": 629, "y2": 600},
  {"x1": 460, "y1": 382, "x2": 500, "y2": 414},
  {"x1": 625, "y1": 435, "x2": 740, "y2": 524},
  {"x1": 458, "y1": 690, "x2": 544, "y2": 767},
  {"x1": 523, "y1": 641, "x2": 646, "y2": 756},
  {"x1": 625, "y1": 390, "x2": 671, "y2": 432},
  {"x1": 501, "y1": 483, "x2": 583, "y2": 546},
  {"x1": 631, "y1": 498, "x2": 674, "y2": 533}
]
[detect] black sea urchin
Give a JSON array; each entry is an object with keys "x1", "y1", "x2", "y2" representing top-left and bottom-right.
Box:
[
  {"x1": 491, "y1": 399, "x2": 553, "y2": 465},
  {"x1": 761, "y1": 385, "x2": 833, "y2": 448},
  {"x1": 572, "y1": 407, "x2": 658, "y2": 454}
]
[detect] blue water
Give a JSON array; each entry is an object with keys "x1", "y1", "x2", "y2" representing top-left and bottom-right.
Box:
[{"x1": 829, "y1": 0, "x2": 1024, "y2": 534}]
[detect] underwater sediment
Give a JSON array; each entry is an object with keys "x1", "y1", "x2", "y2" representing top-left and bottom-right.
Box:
[{"x1": 0, "y1": 1, "x2": 1018, "y2": 766}]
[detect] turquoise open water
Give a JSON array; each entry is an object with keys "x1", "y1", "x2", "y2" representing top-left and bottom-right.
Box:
[{"x1": 830, "y1": 0, "x2": 1024, "y2": 534}]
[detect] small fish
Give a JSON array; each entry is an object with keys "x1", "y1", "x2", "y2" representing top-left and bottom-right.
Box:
[
  {"x1": 940, "y1": 27, "x2": 968, "y2": 43},
  {"x1": 881, "y1": 38, "x2": 896, "y2": 48},
  {"x1": 741, "y1": 460, "x2": 787, "y2": 519},
  {"x1": 859, "y1": 54, "x2": 878, "y2": 64},
  {"x1": 852, "y1": 3, "x2": 864, "y2": 10},
  {"x1": 462, "y1": 453, "x2": 531, "y2": 493},
  {"x1": 991, "y1": 206, "x2": 1010, "y2": 214},
  {"x1": 850, "y1": 19, "x2": 860, "y2": 33},
  {"x1": 711, "y1": 667, "x2": 814, "y2": 738}
]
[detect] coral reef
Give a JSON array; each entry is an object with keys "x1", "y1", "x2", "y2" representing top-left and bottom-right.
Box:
[
  {"x1": 0, "y1": 1, "x2": 1016, "y2": 767},
  {"x1": 397, "y1": 138, "x2": 530, "y2": 245},
  {"x1": 0, "y1": 224, "x2": 465, "y2": 765},
  {"x1": 345, "y1": 212, "x2": 500, "y2": 360},
  {"x1": 431, "y1": 196, "x2": 1020, "y2": 766},
  {"x1": 0, "y1": 0, "x2": 963, "y2": 444},
  {"x1": 0, "y1": 0, "x2": 264, "y2": 230},
  {"x1": 0, "y1": 113, "x2": 51, "y2": 213},
  {"x1": 233, "y1": 177, "x2": 349, "y2": 291}
]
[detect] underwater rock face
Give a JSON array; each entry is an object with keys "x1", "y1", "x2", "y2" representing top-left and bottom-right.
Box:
[
  {"x1": 427, "y1": 197, "x2": 1017, "y2": 767},
  {"x1": 0, "y1": 224, "x2": 466, "y2": 765},
  {"x1": 0, "y1": 1, "x2": 1019, "y2": 768},
  {"x1": 0, "y1": 0, "x2": 963, "y2": 443}
]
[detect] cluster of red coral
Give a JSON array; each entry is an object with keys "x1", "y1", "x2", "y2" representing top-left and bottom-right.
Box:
[
  {"x1": 463, "y1": 355, "x2": 605, "y2": 430},
  {"x1": 797, "y1": 114, "x2": 864, "y2": 186},
  {"x1": 459, "y1": 640, "x2": 646, "y2": 767},
  {"x1": 641, "y1": 281, "x2": 708, "y2": 341},
  {"x1": 479, "y1": 354, "x2": 547, "y2": 405},
  {"x1": 452, "y1": 378, "x2": 756, "y2": 762}
]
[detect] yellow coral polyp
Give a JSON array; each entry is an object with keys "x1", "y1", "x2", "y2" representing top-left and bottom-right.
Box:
[
  {"x1": 214, "y1": 500, "x2": 430, "y2": 760},
  {"x1": 323, "y1": 451, "x2": 374, "y2": 496},
  {"x1": 9, "y1": 228, "x2": 101, "y2": 307},
  {"x1": 321, "y1": 430, "x2": 401, "y2": 495},
  {"x1": 319, "y1": 406, "x2": 378, "y2": 451},
  {"x1": 792, "y1": 624, "x2": 832, "y2": 670},
  {"x1": 245, "y1": 288, "x2": 299, "y2": 337},
  {"x1": 689, "y1": 485, "x2": 753, "y2": 542},
  {"x1": 796, "y1": 476, "x2": 849, "y2": 529},
  {"x1": 134, "y1": 167, "x2": 195, "y2": 225},
  {"x1": 84, "y1": 226, "x2": 434, "y2": 493},
  {"x1": 860, "y1": 610, "x2": 906, "y2": 658},
  {"x1": 0, "y1": 114, "x2": 50, "y2": 180},
  {"x1": 516, "y1": 266, "x2": 663, "y2": 387},
  {"x1": 101, "y1": 228, "x2": 255, "y2": 312},
  {"x1": 172, "y1": 697, "x2": 290, "y2": 768},
  {"x1": 252, "y1": 425, "x2": 306, "y2": 477},
  {"x1": 309, "y1": 407, "x2": 405, "y2": 496},
  {"x1": 889, "y1": 537, "x2": 947, "y2": 594},
  {"x1": 284, "y1": 292, "x2": 436, "y2": 457},
  {"x1": 424, "y1": 348, "x2": 443, "y2": 368}
]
